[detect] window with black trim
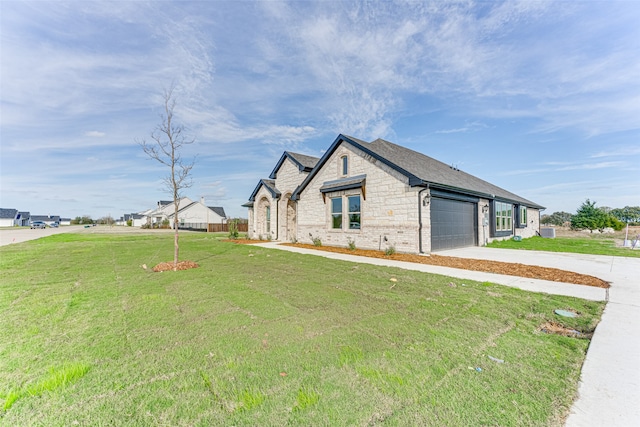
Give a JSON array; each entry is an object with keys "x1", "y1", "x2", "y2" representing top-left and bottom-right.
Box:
[
  {"x1": 341, "y1": 155, "x2": 348, "y2": 176},
  {"x1": 518, "y1": 205, "x2": 527, "y2": 227},
  {"x1": 331, "y1": 197, "x2": 342, "y2": 229},
  {"x1": 495, "y1": 201, "x2": 512, "y2": 232}
]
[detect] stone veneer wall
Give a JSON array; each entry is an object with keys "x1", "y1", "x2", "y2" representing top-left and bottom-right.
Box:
[
  {"x1": 515, "y1": 208, "x2": 540, "y2": 239},
  {"x1": 274, "y1": 158, "x2": 308, "y2": 242},
  {"x1": 247, "y1": 157, "x2": 310, "y2": 241},
  {"x1": 297, "y1": 142, "x2": 424, "y2": 253}
]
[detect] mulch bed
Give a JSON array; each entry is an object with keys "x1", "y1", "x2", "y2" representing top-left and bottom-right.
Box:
[
  {"x1": 540, "y1": 321, "x2": 593, "y2": 339},
  {"x1": 223, "y1": 239, "x2": 609, "y2": 288},
  {"x1": 280, "y1": 244, "x2": 610, "y2": 289},
  {"x1": 152, "y1": 261, "x2": 200, "y2": 272}
]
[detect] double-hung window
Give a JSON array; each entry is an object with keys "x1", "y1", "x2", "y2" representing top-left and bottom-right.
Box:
[
  {"x1": 331, "y1": 197, "x2": 342, "y2": 229},
  {"x1": 348, "y1": 195, "x2": 361, "y2": 229},
  {"x1": 330, "y1": 195, "x2": 361, "y2": 230}
]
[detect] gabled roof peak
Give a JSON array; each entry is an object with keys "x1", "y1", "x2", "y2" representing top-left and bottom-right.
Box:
[{"x1": 269, "y1": 151, "x2": 320, "y2": 179}]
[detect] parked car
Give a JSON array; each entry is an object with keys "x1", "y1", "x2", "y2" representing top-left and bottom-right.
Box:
[
  {"x1": 31, "y1": 221, "x2": 46, "y2": 229},
  {"x1": 50, "y1": 222, "x2": 59, "y2": 228}
]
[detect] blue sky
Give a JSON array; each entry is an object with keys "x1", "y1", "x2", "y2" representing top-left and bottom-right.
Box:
[{"x1": 1, "y1": 1, "x2": 639, "y2": 220}]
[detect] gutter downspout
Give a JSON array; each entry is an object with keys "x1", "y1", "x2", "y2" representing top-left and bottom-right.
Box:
[
  {"x1": 418, "y1": 185, "x2": 429, "y2": 254},
  {"x1": 275, "y1": 196, "x2": 280, "y2": 241}
]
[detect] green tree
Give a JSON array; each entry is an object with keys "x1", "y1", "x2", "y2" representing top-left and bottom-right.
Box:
[
  {"x1": 541, "y1": 211, "x2": 573, "y2": 226},
  {"x1": 571, "y1": 199, "x2": 607, "y2": 232},
  {"x1": 610, "y1": 206, "x2": 640, "y2": 224},
  {"x1": 71, "y1": 216, "x2": 93, "y2": 225}
]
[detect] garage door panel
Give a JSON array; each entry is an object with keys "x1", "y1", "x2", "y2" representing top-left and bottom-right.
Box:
[{"x1": 431, "y1": 198, "x2": 477, "y2": 251}]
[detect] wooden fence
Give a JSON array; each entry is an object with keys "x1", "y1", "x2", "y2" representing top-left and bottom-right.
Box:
[{"x1": 207, "y1": 223, "x2": 248, "y2": 233}]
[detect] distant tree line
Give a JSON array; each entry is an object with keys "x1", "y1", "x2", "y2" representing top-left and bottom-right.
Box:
[
  {"x1": 70, "y1": 216, "x2": 94, "y2": 225},
  {"x1": 541, "y1": 200, "x2": 639, "y2": 231}
]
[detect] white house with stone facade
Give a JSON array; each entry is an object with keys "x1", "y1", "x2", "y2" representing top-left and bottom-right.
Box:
[{"x1": 244, "y1": 134, "x2": 544, "y2": 253}]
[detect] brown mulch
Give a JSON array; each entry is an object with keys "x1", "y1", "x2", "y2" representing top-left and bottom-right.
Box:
[
  {"x1": 279, "y1": 243, "x2": 610, "y2": 289},
  {"x1": 539, "y1": 321, "x2": 593, "y2": 339},
  {"x1": 151, "y1": 261, "x2": 200, "y2": 272}
]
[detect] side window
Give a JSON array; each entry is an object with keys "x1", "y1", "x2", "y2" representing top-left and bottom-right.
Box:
[
  {"x1": 341, "y1": 155, "x2": 348, "y2": 176},
  {"x1": 266, "y1": 206, "x2": 271, "y2": 233},
  {"x1": 331, "y1": 197, "x2": 342, "y2": 229},
  {"x1": 348, "y1": 195, "x2": 360, "y2": 229},
  {"x1": 519, "y1": 206, "x2": 527, "y2": 227}
]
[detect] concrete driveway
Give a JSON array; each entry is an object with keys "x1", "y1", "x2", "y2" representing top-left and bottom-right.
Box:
[{"x1": 0, "y1": 225, "x2": 89, "y2": 246}]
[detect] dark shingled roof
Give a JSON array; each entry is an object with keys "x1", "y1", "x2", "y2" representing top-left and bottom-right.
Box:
[
  {"x1": 292, "y1": 134, "x2": 544, "y2": 209},
  {"x1": 247, "y1": 179, "x2": 281, "y2": 202},
  {"x1": 209, "y1": 207, "x2": 226, "y2": 218},
  {"x1": 269, "y1": 151, "x2": 320, "y2": 179},
  {"x1": 0, "y1": 208, "x2": 18, "y2": 219},
  {"x1": 363, "y1": 137, "x2": 543, "y2": 208},
  {"x1": 319, "y1": 174, "x2": 367, "y2": 194}
]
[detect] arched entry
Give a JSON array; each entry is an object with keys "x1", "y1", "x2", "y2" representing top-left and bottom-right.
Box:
[{"x1": 257, "y1": 197, "x2": 271, "y2": 239}]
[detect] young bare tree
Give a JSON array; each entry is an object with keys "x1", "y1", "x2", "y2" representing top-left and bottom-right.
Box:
[{"x1": 138, "y1": 87, "x2": 196, "y2": 269}]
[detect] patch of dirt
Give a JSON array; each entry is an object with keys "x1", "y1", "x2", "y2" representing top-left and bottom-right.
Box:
[
  {"x1": 152, "y1": 260, "x2": 200, "y2": 272},
  {"x1": 281, "y1": 243, "x2": 610, "y2": 289},
  {"x1": 554, "y1": 225, "x2": 640, "y2": 247},
  {"x1": 225, "y1": 239, "x2": 271, "y2": 244},
  {"x1": 539, "y1": 321, "x2": 592, "y2": 339}
]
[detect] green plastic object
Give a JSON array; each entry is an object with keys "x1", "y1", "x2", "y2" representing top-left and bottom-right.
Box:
[{"x1": 554, "y1": 309, "x2": 577, "y2": 318}]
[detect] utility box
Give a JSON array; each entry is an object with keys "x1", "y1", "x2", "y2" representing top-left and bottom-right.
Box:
[{"x1": 540, "y1": 227, "x2": 556, "y2": 238}]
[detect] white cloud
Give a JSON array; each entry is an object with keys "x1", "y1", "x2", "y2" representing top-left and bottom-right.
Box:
[{"x1": 85, "y1": 131, "x2": 105, "y2": 137}]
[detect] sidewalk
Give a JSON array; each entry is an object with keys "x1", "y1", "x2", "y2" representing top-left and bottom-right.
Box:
[{"x1": 258, "y1": 242, "x2": 640, "y2": 426}]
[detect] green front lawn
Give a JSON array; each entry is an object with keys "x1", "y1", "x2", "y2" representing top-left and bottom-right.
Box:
[
  {"x1": 0, "y1": 233, "x2": 604, "y2": 426},
  {"x1": 487, "y1": 235, "x2": 640, "y2": 257}
]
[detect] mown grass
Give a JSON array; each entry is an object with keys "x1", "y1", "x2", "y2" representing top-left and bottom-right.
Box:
[
  {"x1": 0, "y1": 232, "x2": 604, "y2": 426},
  {"x1": 487, "y1": 235, "x2": 640, "y2": 257}
]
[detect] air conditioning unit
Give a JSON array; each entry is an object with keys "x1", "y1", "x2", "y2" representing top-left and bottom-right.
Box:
[{"x1": 540, "y1": 227, "x2": 556, "y2": 238}]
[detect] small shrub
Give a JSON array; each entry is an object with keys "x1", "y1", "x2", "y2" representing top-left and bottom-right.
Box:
[
  {"x1": 384, "y1": 245, "x2": 396, "y2": 256},
  {"x1": 347, "y1": 238, "x2": 356, "y2": 251},
  {"x1": 126, "y1": 219, "x2": 132, "y2": 227},
  {"x1": 267, "y1": 234, "x2": 272, "y2": 241},
  {"x1": 228, "y1": 219, "x2": 239, "y2": 240},
  {"x1": 312, "y1": 236, "x2": 322, "y2": 246}
]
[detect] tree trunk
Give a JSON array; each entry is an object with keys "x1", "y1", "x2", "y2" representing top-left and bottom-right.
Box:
[{"x1": 173, "y1": 198, "x2": 179, "y2": 270}]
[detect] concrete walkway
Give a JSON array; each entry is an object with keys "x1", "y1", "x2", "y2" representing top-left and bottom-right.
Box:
[{"x1": 258, "y1": 242, "x2": 640, "y2": 426}]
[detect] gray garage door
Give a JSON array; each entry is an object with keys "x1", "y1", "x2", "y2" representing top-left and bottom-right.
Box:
[{"x1": 431, "y1": 197, "x2": 477, "y2": 251}]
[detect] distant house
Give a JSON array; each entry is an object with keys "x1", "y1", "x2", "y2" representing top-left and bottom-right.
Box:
[
  {"x1": 167, "y1": 198, "x2": 226, "y2": 230},
  {"x1": 146, "y1": 198, "x2": 194, "y2": 226},
  {"x1": 245, "y1": 134, "x2": 543, "y2": 253},
  {"x1": 17, "y1": 211, "x2": 31, "y2": 227},
  {"x1": 0, "y1": 208, "x2": 19, "y2": 227},
  {"x1": 59, "y1": 218, "x2": 71, "y2": 226}
]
